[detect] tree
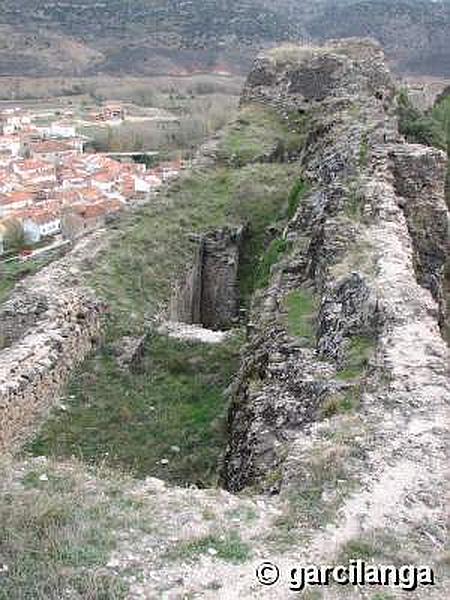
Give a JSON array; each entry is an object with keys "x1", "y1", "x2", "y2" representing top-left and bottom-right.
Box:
[{"x1": 397, "y1": 89, "x2": 446, "y2": 149}]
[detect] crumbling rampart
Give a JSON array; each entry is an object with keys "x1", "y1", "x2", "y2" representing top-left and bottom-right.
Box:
[{"x1": 0, "y1": 235, "x2": 106, "y2": 452}]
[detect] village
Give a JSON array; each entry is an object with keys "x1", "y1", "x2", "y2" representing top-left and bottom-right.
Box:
[{"x1": 0, "y1": 103, "x2": 182, "y2": 258}]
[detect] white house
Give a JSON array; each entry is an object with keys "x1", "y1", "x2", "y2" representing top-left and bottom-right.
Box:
[
  {"x1": 134, "y1": 176, "x2": 152, "y2": 193},
  {"x1": 0, "y1": 135, "x2": 22, "y2": 157},
  {"x1": 23, "y1": 212, "x2": 61, "y2": 243},
  {"x1": 65, "y1": 137, "x2": 87, "y2": 153},
  {"x1": 0, "y1": 170, "x2": 19, "y2": 194},
  {"x1": 3, "y1": 115, "x2": 30, "y2": 135},
  {"x1": 50, "y1": 122, "x2": 77, "y2": 138}
]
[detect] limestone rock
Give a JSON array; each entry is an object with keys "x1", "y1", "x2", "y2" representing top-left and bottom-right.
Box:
[{"x1": 221, "y1": 39, "x2": 450, "y2": 493}]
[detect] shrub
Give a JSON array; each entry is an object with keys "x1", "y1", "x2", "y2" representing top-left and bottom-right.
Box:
[
  {"x1": 255, "y1": 238, "x2": 290, "y2": 289},
  {"x1": 286, "y1": 178, "x2": 310, "y2": 219},
  {"x1": 397, "y1": 88, "x2": 446, "y2": 149}
]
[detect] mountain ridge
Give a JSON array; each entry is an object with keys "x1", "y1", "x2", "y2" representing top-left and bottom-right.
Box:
[{"x1": 0, "y1": 0, "x2": 449, "y2": 77}]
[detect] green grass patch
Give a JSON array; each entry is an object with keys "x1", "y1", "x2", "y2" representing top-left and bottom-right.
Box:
[
  {"x1": 217, "y1": 104, "x2": 306, "y2": 166},
  {"x1": 0, "y1": 465, "x2": 126, "y2": 600},
  {"x1": 269, "y1": 445, "x2": 351, "y2": 549},
  {"x1": 321, "y1": 386, "x2": 361, "y2": 418},
  {"x1": 166, "y1": 531, "x2": 251, "y2": 564},
  {"x1": 359, "y1": 132, "x2": 369, "y2": 167},
  {"x1": 336, "y1": 336, "x2": 375, "y2": 381},
  {"x1": 0, "y1": 257, "x2": 52, "y2": 304},
  {"x1": 28, "y1": 332, "x2": 242, "y2": 487},
  {"x1": 89, "y1": 162, "x2": 297, "y2": 330},
  {"x1": 283, "y1": 289, "x2": 319, "y2": 342},
  {"x1": 339, "y1": 533, "x2": 407, "y2": 567},
  {"x1": 397, "y1": 89, "x2": 447, "y2": 149},
  {"x1": 26, "y1": 102, "x2": 306, "y2": 490},
  {"x1": 246, "y1": 177, "x2": 310, "y2": 294},
  {"x1": 254, "y1": 238, "x2": 290, "y2": 289},
  {"x1": 287, "y1": 178, "x2": 310, "y2": 219}
]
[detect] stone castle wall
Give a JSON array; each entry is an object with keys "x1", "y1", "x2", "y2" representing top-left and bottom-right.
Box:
[
  {"x1": 0, "y1": 235, "x2": 106, "y2": 452},
  {"x1": 170, "y1": 226, "x2": 245, "y2": 331},
  {"x1": 222, "y1": 39, "x2": 450, "y2": 492}
]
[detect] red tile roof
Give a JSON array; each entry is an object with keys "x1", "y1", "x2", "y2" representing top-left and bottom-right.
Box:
[
  {"x1": 30, "y1": 140, "x2": 74, "y2": 154},
  {"x1": 1, "y1": 190, "x2": 34, "y2": 205},
  {"x1": 16, "y1": 159, "x2": 52, "y2": 171},
  {"x1": 24, "y1": 210, "x2": 60, "y2": 224}
]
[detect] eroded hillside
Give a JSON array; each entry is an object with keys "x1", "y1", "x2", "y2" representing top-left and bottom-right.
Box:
[
  {"x1": 0, "y1": 39, "x2": 449, "y2": 599},
  {"x1": 0, "y1": 0, "x2": 449, "y2": 76}
]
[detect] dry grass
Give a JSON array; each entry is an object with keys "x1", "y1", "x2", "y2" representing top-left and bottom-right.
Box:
[
  {"x1": 267, "y1": 44, "x2": 323, "y2": 65},
  {"x1": 268, "y1": 442, "x2": 353, "y2": 550},
  {"x1": 0, "y1": 458, "x2": 131, "y2": 599}
]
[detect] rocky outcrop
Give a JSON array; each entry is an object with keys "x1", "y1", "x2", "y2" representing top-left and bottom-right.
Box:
[
  {"x1": 170, "y1": 226, "x2": 245, "y2": 330},
  {"x1": 221, "y1": 39, "x2": 450, "y2": 492},
  {"x1": 169, "y1": 238, "x2": 204, "y2": 327},
  {"x1": 388, "y1": 144, "x2": 449, "y2": 322},
  {"x1": 241, "y1": 39, "x2": 396, "y2": 114},
  {"x1": 200, "y1": 226, "x2": 245, "y2": 329},
  {"x1": 112, "y1": 335, "x2": 147, "y2": 372}
]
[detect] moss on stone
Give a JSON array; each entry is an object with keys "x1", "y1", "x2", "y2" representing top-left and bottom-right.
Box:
[
  {"x1": 255, "y1": 238, "x2": 290, "y2": 290},
  {"x1": 286, "y1": 177, "x2": 310, "y2": 219},
  {"x1": 284, "y1": 289, "x2": 319, "y2": 342},
  {"x1": 217, "y1": 103, "x2": 306, "y2": 166},
  {"x1": 336, "y1": 335, "x2": 375, "y2": 381},
  {"x1": 321, "y1": 386, "x2": 361, "y2": 417}
]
